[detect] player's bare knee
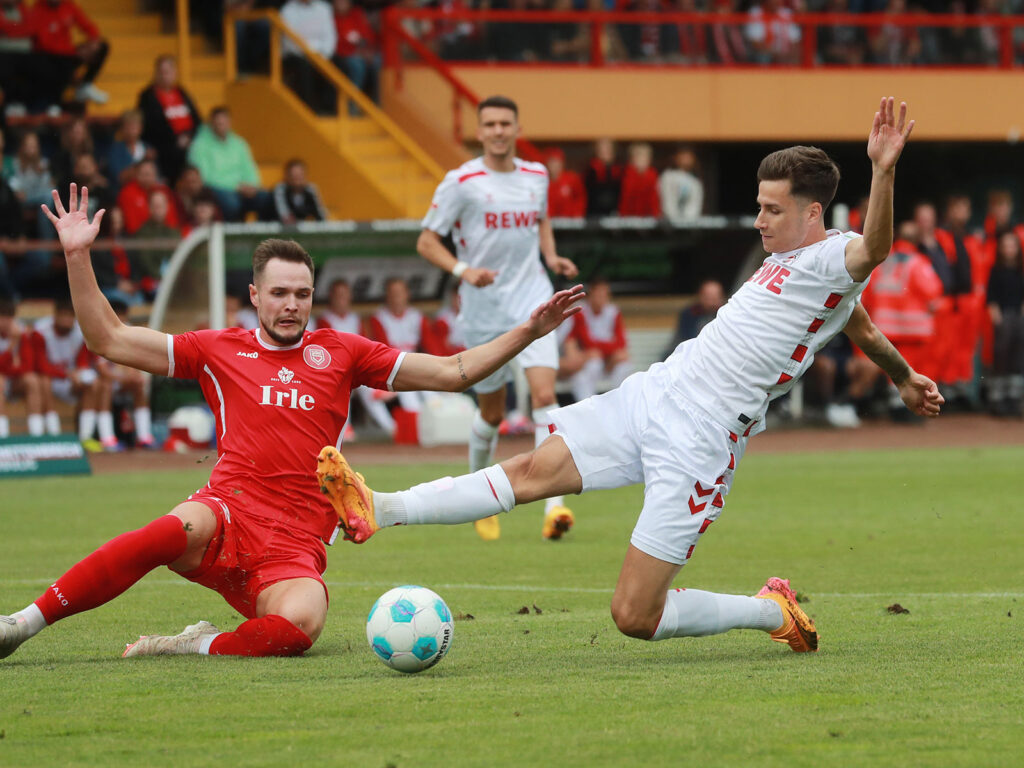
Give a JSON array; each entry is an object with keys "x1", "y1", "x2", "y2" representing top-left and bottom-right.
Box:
[
  {"x1": 530, "y1": 387, "x2": 556, "y2": 410},
  {"x1": 610, "y1": 601, "x2": 658, "y2": 640},
  {"x1": 282, "y1": 609, "x2": 325, "y2": 644}
]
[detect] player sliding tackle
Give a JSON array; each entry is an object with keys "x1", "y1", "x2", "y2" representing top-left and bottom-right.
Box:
[
  {"x1": 320, "y1": 98, "x2": 944, "y2": 652},
  {"x1": 0, "y1": 185, "x2": 583, "y2": 660}
]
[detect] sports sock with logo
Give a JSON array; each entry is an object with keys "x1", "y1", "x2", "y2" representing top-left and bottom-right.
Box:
[
  {"x1": 204, "y1": 615, "x2": 312, "y2": 657},
  {"x1": 374, "y1": 465, "x2": 515, "y2": 527},
  {"x1": 468, "y1": 410, "x2": 499, "y2": 472},
  {"x1": 30, "y1": 514, "x2": 188, "y2": 627},
  {"x1": 651, "y1": 588, "x2": 784, "y2": 640}
]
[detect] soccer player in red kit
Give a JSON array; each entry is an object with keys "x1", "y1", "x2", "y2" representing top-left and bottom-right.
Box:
[{"x1": 0, "y1": 183, "x2": 582, "y2": 660}]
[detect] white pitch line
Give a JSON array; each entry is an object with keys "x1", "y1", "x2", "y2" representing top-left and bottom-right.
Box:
[{"x1": 1, "y1": 578, "x2": 1021, "y2": 599}]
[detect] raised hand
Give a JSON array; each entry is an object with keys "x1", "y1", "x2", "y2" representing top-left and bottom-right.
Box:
[
  {"x1": 867, "y1": 97, "x2": 914, "y2": 173},
  {"x1": 40, "y1": 184, "x2": 105, "y2": 257},
  {"x1": 463, "y1": 266, "x2": 498, "y2": 287},
  {"x1": 547, "y1": 255, "x2": 579, "y2": 279},
  {"x1": 898, "y1": 371, "x2": 944, "y2": 418},
  {"x1": 527, "y1": 284, "x2": 585, "y2": 338}
]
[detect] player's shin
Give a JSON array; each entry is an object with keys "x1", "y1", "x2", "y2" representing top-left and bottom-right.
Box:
[
  {"x1": 374, "y1": 465, "x2": 515, "y2": 527},
  {"x1": 31, "y1": 514, "x2": 189, "y2": 627},
  {"x1": 650, "y1": 588, "x2": 783, "y2": 640},
  {"x1": 205, "y1": 615, "x2": 312, "y2": 657}
]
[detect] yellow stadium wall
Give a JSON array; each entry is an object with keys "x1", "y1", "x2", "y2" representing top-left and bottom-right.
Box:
[{"x1": 385, "y1": 67, "x2": 1024, "y2": 142}]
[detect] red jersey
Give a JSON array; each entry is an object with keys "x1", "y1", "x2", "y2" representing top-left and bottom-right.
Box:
[
  {"x1": 169, "y1": 326, "x2": 402, "y2": 543},
  {"x1": 571, "y1": 303, "x2": 627, "y2": 356},
  {"x1": 117, "y1": 181, "x2": 181, "y2": 234},
  {"x1": 0, "y1": 328, "x2": 35, "y2": 377},
  {"x1": 154, "y1": 87, "x2": 196, "y2": 136},
  {"x1": 32, "y1": 317, "x2": 92, "y2": 378},
  {"x1": 618, "y1": 166, "x2": 661, "y2": 217},
  {"x1": 23, "y1": 1, "x2": 99, "y2": 56},
  {"x1": 548, "y1": 170, "x2": 586, "y2": 219},
  {"x1": 334, "y1": 6, "x2": 377, "y2": 56}
]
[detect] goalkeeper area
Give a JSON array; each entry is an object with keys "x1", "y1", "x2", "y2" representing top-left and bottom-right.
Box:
[{"x1": 2, "y1": 433, "x2": 1021, "y2": 767}]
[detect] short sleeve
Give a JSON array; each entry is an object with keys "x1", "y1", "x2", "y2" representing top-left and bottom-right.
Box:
[
  {"x1": 421, "y1": 172, "x2": 463, "y2": 237},
  {"x1": 812, "y1": 231, "x2": 863, "y2": 287},
  {"x1": 347, "y1": 334, "x2": 404, "y2": 390},
  {"x1": 171, "y1": 329, "x2": 220, "y2": 379}
]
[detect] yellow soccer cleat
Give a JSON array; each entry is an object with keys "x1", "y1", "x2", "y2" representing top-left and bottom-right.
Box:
[
  {"x1": 542, "y1": 505, "x2": 574, "y2": 541},
  {"x1": 474, "y1": 515, "x2": 501, "y2": 541},
  {"x1": 316, "y1": 446, "x2": 379, "y2": 543},
  {"x1": 756, "y1": 577, "x2": 818, "y2": 653}
]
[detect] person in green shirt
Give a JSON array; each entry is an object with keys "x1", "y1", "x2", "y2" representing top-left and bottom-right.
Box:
[{"x1": 186, "y1": 106, "x2": 269, "y2": 221}]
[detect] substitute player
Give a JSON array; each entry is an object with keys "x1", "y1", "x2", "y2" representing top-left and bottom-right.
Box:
[
  {"x1": 0, "y1": 184, "x2": 582, "y2": 660},
  {"x1": 417, "y1": 95, "x2": 579, "y2": 541},
  {"x1": 321, "y1": 98, "x2": 943, "y2": 653}
]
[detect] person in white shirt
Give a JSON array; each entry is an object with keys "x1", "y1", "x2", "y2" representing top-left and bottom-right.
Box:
[
  {"x1": 280, "y1": 0, "x2": 338, "y2": 115},
  {"x1": 416, "y1": 95, "x2": 579, "y2": 542},
  {"x1": 568, "y1": 277, "x2": 632, "y2": 402},
  {"x1": 330, "y1": 98, "x2": 943, "y2": 655},
  {"x1": 659, "y1": 146, "x2": 704, "y2": 225}
]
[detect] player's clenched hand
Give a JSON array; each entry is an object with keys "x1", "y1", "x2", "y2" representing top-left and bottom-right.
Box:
[
  {"x1": 527, "y1": 284, "x2": 585, "y2": 338},
  {"x1": 40, "y1": 184, "x2": 105, "y2": 257},
  {"x1": 463, "y1": 266, "x2": 498, "y2": 287},
  {"x1": 898, "y1": 372, "x2": 944, "y2": 418},
  {"x1": 546, "y1": 255, "x2": 579, "y2": 279},
  {"x1": 867, "y1": 97, "x2": 914, "y2": 173}
]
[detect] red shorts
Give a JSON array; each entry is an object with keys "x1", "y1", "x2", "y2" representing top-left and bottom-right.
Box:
[{"x1": 180, "y1": 490, "x2": 328, "y2": 619}]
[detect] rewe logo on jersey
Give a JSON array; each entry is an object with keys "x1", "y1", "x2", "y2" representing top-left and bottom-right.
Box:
[
  {"x1": 277, "y1": 366, "x2": 295, "y2": 384},
  {"x1": 484, "y1": 211, "x2": 539, "y2": 229},
  {"x1": 236, "y1": 351, "x2": 258, "y2": 359},
  {"x1": 747, "y1": 262, "x2": 792, "y2": 295}
]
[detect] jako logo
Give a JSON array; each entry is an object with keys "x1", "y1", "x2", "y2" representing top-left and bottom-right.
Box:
[
  {"x1": 236, "y1": 351, "x2": 258, "y2": 359},
  {"x1": 50, "y1": 583, "x2": 69, "y2": 607}
]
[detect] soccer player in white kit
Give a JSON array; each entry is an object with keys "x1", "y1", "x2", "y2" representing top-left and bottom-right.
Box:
[
  {"x1": 416, "y1": 95, "x2": 580, "y2": 541},
  {"x1": 323, "y1": 98, "x2": 943, "y2": 653}
]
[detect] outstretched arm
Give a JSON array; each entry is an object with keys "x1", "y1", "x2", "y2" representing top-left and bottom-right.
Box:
[
  {"x1": 843, "y1": 303, "x2": 943, "y2": 417},
  {"x1": 393, "y1": 286, "x2": 584, "y2": 392},
  {"x1": 41, "y1": 184, "x2": 170, "y2": 376},
  {"x1": 845, "y1": 97, "x2": 915, "y2": 283}
]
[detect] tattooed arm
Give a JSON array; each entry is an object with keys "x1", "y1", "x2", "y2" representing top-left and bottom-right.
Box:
[
  {"x1": 391, "y1": 286, "x2": 584, "y2": 393},
  {"x1": 844, "y1": 303, "x2": 944, "y2": 417}
]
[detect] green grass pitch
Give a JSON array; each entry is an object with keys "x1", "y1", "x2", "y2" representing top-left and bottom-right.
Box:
[{"x1": 1, "y1": 446, "x2": 1023, "y2": 767}]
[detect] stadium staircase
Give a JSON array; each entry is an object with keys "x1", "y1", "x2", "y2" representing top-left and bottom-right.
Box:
[{"x1": 89, "y1": 0, "x2": 226, "y2": 118}]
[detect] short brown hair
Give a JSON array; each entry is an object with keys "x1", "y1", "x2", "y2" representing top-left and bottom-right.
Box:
[
  {"x1": 757, "y1": 146, "x2": 840, "y2": 210},
  {"x1": 0, "y1": 298, "x2": 15, "y2": 318},
  {"x1": 478, "y1": 95, "x2": 518, "y2": 118},
  {"x1": 252, "y1": 239, "x2": 314, "y2": 283}
]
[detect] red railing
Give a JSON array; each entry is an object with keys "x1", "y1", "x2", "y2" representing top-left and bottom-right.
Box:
[{"x1": 381, "y1": 8, "x2": 1022, "y2": 70}]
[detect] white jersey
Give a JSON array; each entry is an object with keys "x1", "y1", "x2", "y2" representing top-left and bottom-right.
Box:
[
  {"x1": 422, "y1": 156, "x2": 553, "y2": 334},
  {"x1": 370, "y1": 307, "x2": 425, "y2": 352},
  {"x1": 317, "y1": 310, "x2": 361, "y2": 336},
  {"x1": 577, "y1": 303, "x2": 623, "y2": 345},
  {"x1": 35, "y1": 316, "x2": 85, "y2": 369},
  {"x1": 667, "y1": 230, "x2": 867, "y2": 437}
]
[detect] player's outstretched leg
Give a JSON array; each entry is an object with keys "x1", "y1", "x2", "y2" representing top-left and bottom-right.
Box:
[
  {"x1": 123, "y1": 620, "x2": 222, "y2": 657},
  {"x1": 1, "y1": 514, "x2": 191, "y2": 660},
  {"x1": 317, "y1": 446, "x2": 379, "y2": 543},
  {"x1": 123, "y1": 615, "x2": 313, "y2": 658}
]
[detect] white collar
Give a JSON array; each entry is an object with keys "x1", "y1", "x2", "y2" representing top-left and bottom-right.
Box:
[{"x1": 254, "y1": 327, "x2": 304, "y2": 351}]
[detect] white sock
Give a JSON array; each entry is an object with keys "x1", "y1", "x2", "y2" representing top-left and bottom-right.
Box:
[
  {"x1": 12, "y1": 603, "x2": 47, "y2": 640},
  {"x1": 651, "y1": 589, "x2": 784, "y2": 640},
  {"x1": 47, "y1": 410, "x2": 63, "y2": 436},
  {"x1": 27, "y1": 413, "x2": 45, "y2": 436},
  {"x1": 0, "y1": 415, "x2": 8, "y2": 438},
  {"x1": 375, "y1": 465, "x2": 516, "y2": 527},
  {"x1": 198, "y1": 633, "x2": 222, "y2": 655},
  {"x1": 468, "y1": 410, "x2": 499, "y2": 472},
  {"x1": 532, "y1": 405, "x2": 564, "y2": 511},
  {"x1": 97, "y1": 410, "x2": 116, "y2": 442},
  {"x1": 134, "y1": 407, "x2": 153, "y2": 440}
]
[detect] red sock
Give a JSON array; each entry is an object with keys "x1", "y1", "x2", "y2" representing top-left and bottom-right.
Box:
[
  {"x1": 208, "y1": 615, "x2": 312, "y2": 657},
  {"x1": 34, "y1": 515, "x2": 188, "y2": 624}
]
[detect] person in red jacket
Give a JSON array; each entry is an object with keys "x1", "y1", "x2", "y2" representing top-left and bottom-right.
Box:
[
  {"x1": 22, "y1": 0, "x2": 109, "y2": 105},
  {"x1": 545, "y1": 148, "x2": 586, "y2": 219},
  {"x1": 116, "y1": 159, "x2": 181, "y2": 235},
  {"x1": 0, "y1": 298, "x2": 44, "y2": 437},
  {"x1": 568, "y1": 277, "x2": 632, "y2": 401},
  {"x1": 618, "y1": 142, "x2": 660, "y2": 217},
  {"x1": 331, "y1": 0, "x2": 380, "y2": 109},
  {"x1": 849, "y1": 224, "x2": 944, "y2": 418}
]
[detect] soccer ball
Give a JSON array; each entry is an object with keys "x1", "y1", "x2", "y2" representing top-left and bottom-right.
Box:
[{"x1": 366, "y1": 586, "x2": 454, "y2": 673}]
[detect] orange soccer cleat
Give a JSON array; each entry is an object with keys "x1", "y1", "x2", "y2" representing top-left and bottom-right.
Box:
[
  {"x1": 756, "y1": 577, "x2": 818, "y2": 652},
  {"x1": 542, "y1": 505, "x2": 574, "y2": 541},
  {"x1": 316, "y1": 446, "x2": 379, "y2": 543}
]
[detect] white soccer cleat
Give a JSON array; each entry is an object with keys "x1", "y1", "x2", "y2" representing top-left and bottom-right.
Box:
[
  {"x1": 0, "y1": 614, "x2": 30, "y2": 660},
  {"x1": 122, "y1": 620, "x2": 221, "y2": 658}
]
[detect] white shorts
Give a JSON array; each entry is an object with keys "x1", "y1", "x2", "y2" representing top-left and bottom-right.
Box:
[
  {"x1": 50, "y1": 378, "x2": 76, "y2": 404},
  {"x1": 549, "y1": 363, "x2": 748, "y2": 565},
  {"x1": 464, "y1": 328, "x2": 559, "y2": 395}
]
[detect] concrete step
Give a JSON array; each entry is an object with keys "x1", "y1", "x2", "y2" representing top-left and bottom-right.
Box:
[{"x1": 91, "y1": 14, "x2": 165, "y2": 34}]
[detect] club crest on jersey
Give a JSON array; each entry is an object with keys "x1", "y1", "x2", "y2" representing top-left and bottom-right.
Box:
[
  {"x1": 276, "y1": 366, "x2": 295, "y2": 384},
  {"x1": 304, "y1": 344, "x2": 332, "y2": 370}
]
